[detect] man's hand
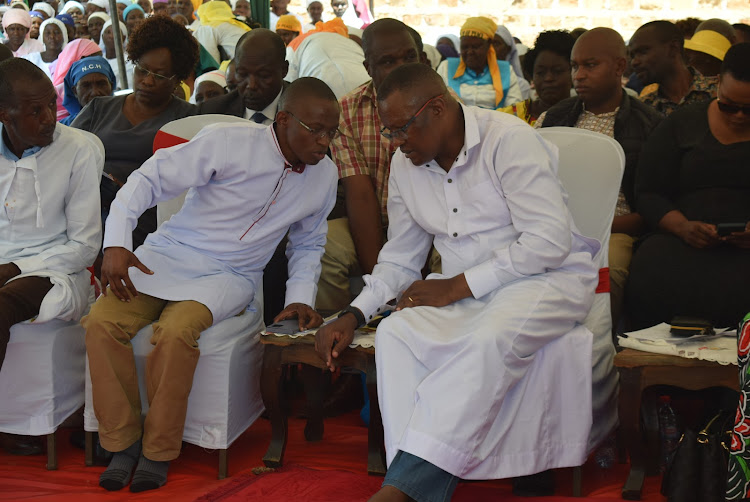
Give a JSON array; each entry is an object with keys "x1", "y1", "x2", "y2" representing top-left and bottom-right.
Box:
[
  {"x1": 724, "y1": 223, "x2": 750, "y2": 249},
  {"x1": 274, "y1": 303, "x2": 323, "y2": 331},
  {"x1": 101, "y1": 247, "x2": 153, "y2": 301},
  {"x1": 396, "y1": 275, "x2": 472, "y2": 311},
  {"x1": 314, "y1": 314, "x2": 357, "y2": 371},
  {"x1": 0, "y1": 263, "x2": 21, "y2": 287},
  {"x1": 675, "y1": 221, "x2": 719, "y2": 249}
]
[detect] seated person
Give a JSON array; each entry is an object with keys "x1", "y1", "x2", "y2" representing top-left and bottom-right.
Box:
[
  {"x1": 0, "y1": 59, "x2": 102, "y2": 449},
  {"x1": 493, "y1": 25, "x2": 532, "y2": 99},
  {"x1": 629, "y1": 20, "x2": 717, "y2": 116},
  {"x1": 60, "y1": 56, "x2": 116, "y2": 126},
  {"x1": 123, "y1": 4, "x2": 145, "y2": 35},
  {"x1": 53, "y1": 38, "x2": 102, "y2": 121},
  {"x1": 190, "y1": 69, "x2": 227, "y2": 104},
  {"x1": 87, "y1": 11, "x2": 109, "y2": 45},
  {"x1": 22, "y1": 18, "x2": 68, "y2": 80},
  {"x1": 316, "y1": 63, "x2": 599, "y2": 502},
  {"x1": 306, "y1": 0, "x2": 323, "y2": 24},
  {"x1": 2, "y1": 9, "x2": 44, "y2": 57},
  {"x1": 535, "y1": 28, "x2": 663, "y2": 335},
  {"x1": 501, "y1": 30, "x2": 575, "y2": 126},
  {"x1": 436, "y1": 16, "x2": 522, "y2": 110},
  {"x1": 276, "y1": 14, "x2": 300, "y2": 46},
  {"x1": 192, "y1": 1, "x2": 249, "y2": 64},
  {"x1": 83, "y1": 77, "x2": 340, "y2": 493},
  {"x1": 684, "y1": 29, "x2": 731, "y2": 77},
  {"x1": 99, "y1": 20, "x2": 134, "y2": 90},
  {"x1": 626, "y1": 43, "x2": 750, "y2": 330}
]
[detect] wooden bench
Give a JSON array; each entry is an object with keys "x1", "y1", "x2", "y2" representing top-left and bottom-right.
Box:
[
  {"x1": 259, "y1": 333, "x2": 386, "y2": 475},
  {"x1": 614, "y1": 348, "x2": 739, "y2": 500}
]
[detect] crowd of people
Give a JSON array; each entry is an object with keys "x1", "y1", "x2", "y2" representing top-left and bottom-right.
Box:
[{"x1": 1, "y1": 0, "x2": 750, "y2": 500}]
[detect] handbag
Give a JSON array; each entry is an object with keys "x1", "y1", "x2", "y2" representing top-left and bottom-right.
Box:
[{"x1": 660, "y1": 410, "x2": 732, "y2": 502}]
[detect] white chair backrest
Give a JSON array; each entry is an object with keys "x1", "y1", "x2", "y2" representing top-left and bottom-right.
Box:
[
  {"x1": 537, "y1": 127, "x2": 625, "y2": 245},
  {"x1": 153, "y1": 114, "x2": 248, "y2": 226}
]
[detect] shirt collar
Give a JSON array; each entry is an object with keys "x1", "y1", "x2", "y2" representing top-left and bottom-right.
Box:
[
  {"x1": 0, "y1": 124, "x2": 44, "y2": 162},
  {"x1": 246, "y1": 89, "x2": 283, "y2": 124},
  {"x1": 268, "y1": 123, "x2": 306, "y2": 173}
]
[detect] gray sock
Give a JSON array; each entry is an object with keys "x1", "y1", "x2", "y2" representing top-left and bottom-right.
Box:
[
  {"x1": 130, "y1": 455, "x2": 170, "y2": 493},
  {"x1": 99, "y1": 440, "x2": 141, "y2": 491}
]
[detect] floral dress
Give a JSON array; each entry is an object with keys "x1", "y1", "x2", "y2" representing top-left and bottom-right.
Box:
[{"x1": 727, "y1": 313, "x2": 750, "y2": 500}]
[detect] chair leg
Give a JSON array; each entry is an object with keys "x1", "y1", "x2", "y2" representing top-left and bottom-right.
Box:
[
  {"x1": 365, "y1": 360, "x2": 386, "y2": 476},
  {"x1": 218, "y1": 449, "x2": 228, "y2": 480},
  {"x1": 619, "y1": 368, "x2": 646, "y2": 500},
  {"x1": 84, "y1": 431, "x2": 94, "y2": 466},
  {"x1": 261, "y1": 345, "x2": 288, "y2": 468},
  {"x1": 301, "y1": 364, "x2": 326, "y2": 442},
  {"x1": 46, "y1": 433, "x2": 57, "y2": 470},
  {"x1": 572, "y1": 466, "x2": 582, "y2": 497}
]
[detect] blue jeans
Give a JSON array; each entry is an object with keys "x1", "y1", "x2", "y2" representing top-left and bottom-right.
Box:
[{"x1": 382, "y1": 451, "x2": 459, "y2": 502}]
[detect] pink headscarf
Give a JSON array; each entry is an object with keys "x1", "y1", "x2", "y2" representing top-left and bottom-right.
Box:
[
  {"x1": 2, "y1": 9, "x2": 32, "y2": 35},
  {"x1": 54, "y1": 39, "x2": 103, "y2": 120}
]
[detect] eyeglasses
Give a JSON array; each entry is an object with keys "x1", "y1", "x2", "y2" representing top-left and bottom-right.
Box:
[
  {"x1": 717, "y1": 100, "x2": 750, "y2": 115},
  {"x1": 380, "y1": 94, "x2": 442, "y2": 140},
  {"x1": 287, "y1": 112, "x2": 340, "y2": 140},
  {"x1": 134, "y1": 63, "x2": 176, "y2": 82}
]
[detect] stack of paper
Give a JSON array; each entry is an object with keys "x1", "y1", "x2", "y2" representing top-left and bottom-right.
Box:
[{"x1": 618, "y1": 323, "x2": 738, "y2": 365}]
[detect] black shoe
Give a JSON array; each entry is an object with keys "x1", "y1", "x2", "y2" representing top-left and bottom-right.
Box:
[
  {"x1": 1, "y1": 433, "x2": 43, "y2": 456},
  {"x1": 323, "y1": 372, "x2": 364, "y2": 418},
  {"x1": 512, "y1": 470, "x2": 555, "y2": 497}
]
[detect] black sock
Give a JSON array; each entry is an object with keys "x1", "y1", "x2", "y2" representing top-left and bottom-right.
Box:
[
  {"x1": 130, "y1": 455, "x2": 170, "y2": 493},
  {"x1": 99, "y1": 439, "x2": 141, "y2": 491}
]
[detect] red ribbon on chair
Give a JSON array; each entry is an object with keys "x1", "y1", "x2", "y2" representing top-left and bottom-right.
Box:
[{"x1": 596, "y1": 267, "x2": 610, "y2": 294}]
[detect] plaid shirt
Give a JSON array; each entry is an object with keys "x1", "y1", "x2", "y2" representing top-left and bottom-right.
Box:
[
  {"x1": 640, "y1": 67, "x2": 717, "y2": 116},
  {"x1": 331, "y1": 81, "x2": 394, "y2": 228}
]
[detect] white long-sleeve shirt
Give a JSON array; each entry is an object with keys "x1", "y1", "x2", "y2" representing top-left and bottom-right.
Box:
[
  {"x1": 104, "y1": 122, "x2": 337, "y2": 323},
  {"x1": 351, "y1": 104, "x2": 598, "y2": 321},
  {"x1": 1, "y1": 123, "x2": 103, "y2": 320}
]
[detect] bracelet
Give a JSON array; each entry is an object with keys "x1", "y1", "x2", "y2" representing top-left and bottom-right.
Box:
[{"x1": 338, "y1": 306, "x2": 365, "y2": 329}]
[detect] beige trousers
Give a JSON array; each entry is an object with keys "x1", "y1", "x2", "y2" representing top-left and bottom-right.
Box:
[
  {"x1": 609, "y1": 233, "x2": 635, "y2": 336},
  {"x1": 82, "y1": 291, "x2": 212, "y2": 461}
]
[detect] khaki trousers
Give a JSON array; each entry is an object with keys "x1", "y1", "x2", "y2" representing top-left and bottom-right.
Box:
[
  {"x1": 609, "y1": 233, "x2": 635, "y2": 337},
  {"x1": 82, "y1": 291, "x2": 212, "y2": 461}
]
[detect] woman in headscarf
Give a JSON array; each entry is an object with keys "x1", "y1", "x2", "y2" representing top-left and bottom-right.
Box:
[
  {"x1": 29, "y1": 10, "x2": 43, "y2": 38},
  {"x1": 192, "y1": 0, "x2": 248, "y2": 63},
  {"x1": 32, "y1": 2, "x2": 55, "y2": 19},
  {"x1": 115, "y1": 0, "x2": 131, "y2": 22},
  {"x1": 500, "y1": 30, "x2": 575, "y2": 126},
  {"x1": 189, "y1": 69, "x2": 226, "y2": 104},
  {"x1": 436, "y1": 16, "x2": 523, "y2": 110},
  {"x1": 56, "y1": 13, "x2": 76, "y2": 41},
  {"x1": 71, "y1": 15, "x2": 198, "y2": 249},
  {"x1": 53, "y1": 38, "x2": 102, "y2": 119},
  {"x1": 100, "y1": 19, "x2": 134, "y2": 89},
  {"x1": 87, "y1": 11, "x2": 109, "y2": 44},
  {"x1": 60, "y1": 55, "x2": 115, "y2": 125},
  {"x1": 23, "y1": 17, "x2": 68, "y2": 79},
  {"x1": 123, "y1": 3, "x2": 145, "y2": 33},
  {"x1": 62, "y1": 0, "x2": 85, "y2": 23},
  {"x1": 2, "y1": 9, "x2": 44, "y2": 56},
  {"x1": 494, "y1": 24, "x2": 531, "y2": 99}
]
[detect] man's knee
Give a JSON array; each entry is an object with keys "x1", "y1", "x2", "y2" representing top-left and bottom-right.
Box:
[
  {"x1": 608, "y1": 233, "x2": 635, "y2": 288},
  {"x1": 83, "y1": 295, "x2": 141, "y2": 347}
]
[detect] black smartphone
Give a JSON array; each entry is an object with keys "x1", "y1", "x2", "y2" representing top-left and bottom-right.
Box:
[
  {"x1": 266, "y1": 319, "x2": 301, "y2": 335},
  {"x1": 717, "y1": 222, "x2": 746, "y2": 237}
]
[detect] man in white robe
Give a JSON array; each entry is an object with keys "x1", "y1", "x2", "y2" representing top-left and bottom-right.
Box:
[
  {"x1": 315, "y1": 63, "x2": 599, "y2": 502},
  {"x1": 0, "y1": 59, "x2": 102, "y2": 453},
  {"x1": 83, "y1": 77, "x2": 340, "y2": 493}
]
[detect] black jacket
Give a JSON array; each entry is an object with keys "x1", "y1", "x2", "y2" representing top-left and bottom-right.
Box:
[
  {"x1": 540, "y1": 91, "x2": 663, "y2": 210},
  {"x1": 195, "y1": 81, "x2": 290, "y2": 118}
]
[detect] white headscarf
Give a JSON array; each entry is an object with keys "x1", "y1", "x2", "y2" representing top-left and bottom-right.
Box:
[
  {"x1": 89, "y1": 0, "x2": 110, "y2": 13},
  {"x1": 9, "y1": 1, "x2": 30, "y2": 11},
  {"x1": 39, "y1": 17, "x2": 68, "y2": 49},
  {"x1": 494, "y1": 25, "x2": 523, "y2": 79},
  {"x1": 99, "y1": 18, "x2": 127, "y2": 54},
  {"x1": 33, "y1": 2, "x2": 55, "y2": 18},
  {"x1": 189, "y1": 70, "x2": 227, "y2": 103},
  {"x1": 63, "y1": 1, "x2": 85, "y2": 14}
]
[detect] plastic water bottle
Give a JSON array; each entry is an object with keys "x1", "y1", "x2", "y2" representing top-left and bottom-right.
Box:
[{"x1": 658, "y1": 395, "x2": 680, "y2": 473}]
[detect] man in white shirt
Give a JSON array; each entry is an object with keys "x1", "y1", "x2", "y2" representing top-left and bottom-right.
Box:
[
  {"x1": 0, "y1": 59, "x2": 102, "y2": 371},
  {"x1": 0, "y1": 59, "x2": 102, "y2": 454},
  {"x1": 315, "y1": 63, "x2": 599, "y2": 502},
  {"x1": 83, "y1": 77, "x2": 340, "y2": 493}
]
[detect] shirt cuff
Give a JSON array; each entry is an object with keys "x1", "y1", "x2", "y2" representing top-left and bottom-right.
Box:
[
  {"x1": 285, "y1": 282, "x2": 316, "y2": 309},
  {"x1": 463, "y1": 248, "x2": 518, "y2": 299},
  {"x1": 13, "y1": 256, "x2": 43, "y2": 275},
  {"x1": 102, "y1": 216, "x2": 134, "y2": 251},
  {"x1": 350, "y1": 288, "x2": 384, "y2": 323}
]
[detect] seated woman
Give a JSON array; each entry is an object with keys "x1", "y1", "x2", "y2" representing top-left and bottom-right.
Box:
[
  {"x1": 189, "y1": 69, "x2": 227, "y2": 104},
  {"x1": 500, "y1": 30, "x2": 575, "y2": 126},
  {"x1": 626, "y1": 43, "x2": 750, "y2": 330},
  {"x1": 436, "y1": 16, "x2": 523, "y2": 110},
  {"x1": 23, "y1": 18, "x2": 68, "y2": 79},
  {"x1": 53, "y1": 38, "x2": 103, "y2": 120},
  {"x1": 100, "y1": 20, "x2": 134, "y2": 90},
  {"x1": 493, "y1": 25, "x2": 532, "y2": 99},
  {"x1": 87, "y1": 11, "x2": 109, "y2": 45},
  {"x1": 72, "y1": 15, "x2": 198, "y2": 250},
  {"x1": 123, "y1": 3, "x2": 145, "y2": 35},
  {"x1": 60, "y1": 56, "x2": 116, "y2": 125},
  {"x1": 29, "y1": 10, "x2": 43, "y2": 39},
  {"x1": 2, "y1": 9, "x2": 44, "y2": 57}
]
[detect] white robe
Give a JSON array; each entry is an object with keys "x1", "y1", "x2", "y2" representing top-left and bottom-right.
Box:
[
  {"x1": 22, "y1": 51, "x2": 58, "y2": 80},
  {"x1": 104, "y1": 122, "x2": 337, "y2": 324},
  {"x1": 350, "y1": 105, "x2": 600, "y2": 479},
  {"x1": 0, "y1": 124, "x2": 103, "y2": 322}
]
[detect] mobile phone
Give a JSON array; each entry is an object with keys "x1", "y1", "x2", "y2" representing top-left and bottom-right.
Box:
[
  {"x1": 266, "y1": 319, "x2": 301, "y2": 335},
  {"x1": 717, "y1": 222, "x2": 746, "y2": 237}
]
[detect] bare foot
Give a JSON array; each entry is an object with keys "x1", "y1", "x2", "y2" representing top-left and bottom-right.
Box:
[{"x1": 368, "y1": 485, "x2": 414, "y2": 502}]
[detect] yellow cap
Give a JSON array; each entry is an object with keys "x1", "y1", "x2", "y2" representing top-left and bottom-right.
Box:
[
  {"x1": 684, "y1": 30, "x2": 731, "y2": 61},
  {"x1": 276, "y1": 14, "x2": 301, "y2": 33}
]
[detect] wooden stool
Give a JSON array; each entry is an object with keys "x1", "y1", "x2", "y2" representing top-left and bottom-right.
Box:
[
  {"x1": 260, "y1": 333, "x2": 386, "y2": 475},
  {"x1": 614, "y1": 348, "x2": 739, "y2": 500}
]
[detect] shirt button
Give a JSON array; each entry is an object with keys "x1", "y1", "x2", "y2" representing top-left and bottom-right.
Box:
[
  {"x1": 453, "y1": 232, "x2": 458, "y2": 237},
  {"x1": 426, "y1": 164, "x2": 430, "y2": 167},
  {"x1": 453, "y1": 208, "x2": 457, "y2": 213},
  {"x1": 447, "y1": 178, "x2": 453, "y2": 183}
]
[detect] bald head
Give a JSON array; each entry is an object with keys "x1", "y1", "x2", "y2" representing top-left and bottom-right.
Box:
[
  {"x1": 362, "y1": 18, "x2": 413, "y2": 58},
  {"x1": 234, "y1": 28, "x2": 288, "y2": 112},
  {"x1": 696, "y1": 18, "x2": 736, "y2": 44},
  {"x1": 376, "y1": 62, "x2": 447, "y2": 106},
  {"x1": 574, "y1": 27, "x2": 627, "y2": 59},
  {"x1": 236, "y1": 28, "x2": 286, "y2": 62}
]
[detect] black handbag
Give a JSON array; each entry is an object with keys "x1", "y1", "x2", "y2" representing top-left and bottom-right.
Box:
[{"x1": 660, "y1": 410, "x2": 733, "y2": 502}]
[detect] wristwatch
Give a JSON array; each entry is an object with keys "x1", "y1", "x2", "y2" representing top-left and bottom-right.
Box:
[{"x1": 338, "y1": 306, "x2": 365, "y2": 329}]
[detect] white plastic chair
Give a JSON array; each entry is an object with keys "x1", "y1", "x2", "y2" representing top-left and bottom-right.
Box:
[
  {"x1": 84, "y1": 114, "x2": 264, "y2": 479},
  {"x1": 537, "y1": 126, "x2": 625, "y2": 494}
]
